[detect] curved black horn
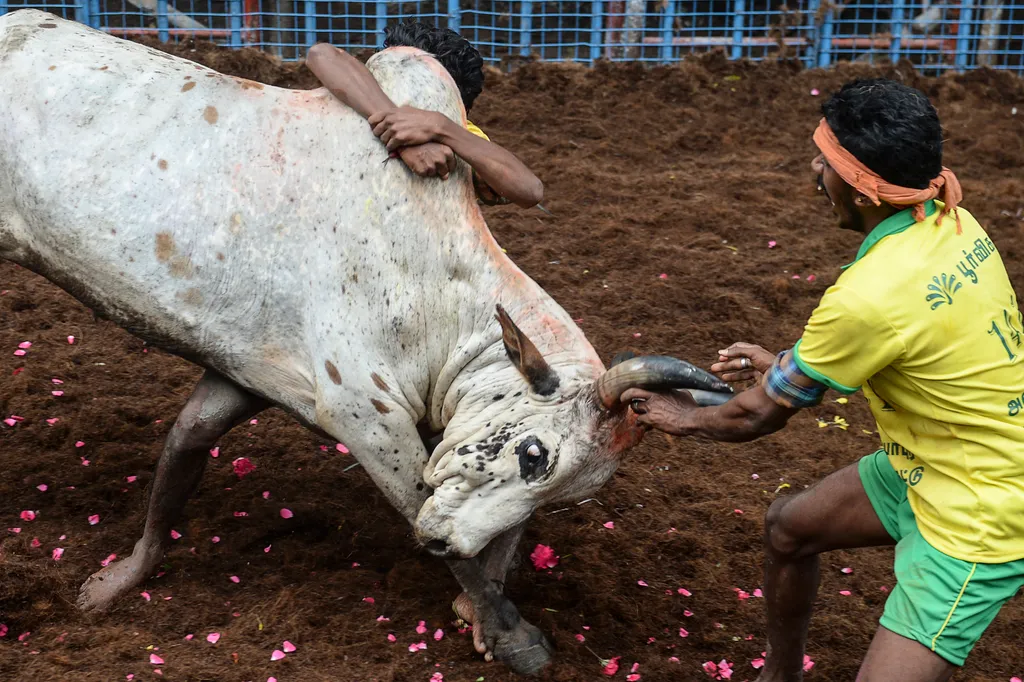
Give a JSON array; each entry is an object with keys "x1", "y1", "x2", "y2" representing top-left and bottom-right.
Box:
[{"x1": 596, "y1": 355, "x2": 733, "y2": 409}]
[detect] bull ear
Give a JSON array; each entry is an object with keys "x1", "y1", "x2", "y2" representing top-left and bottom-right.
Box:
[{"x1": 495, "y1": 304, "x2": 560, "y2": 396}]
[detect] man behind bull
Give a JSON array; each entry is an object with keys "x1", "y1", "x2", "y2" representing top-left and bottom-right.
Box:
[
  {"x1": 625, "y1": 79, "x2": 1024, "y2": 681},
  {"x1": 306, "y1": 22, "x2": 543, "y2": 208}
]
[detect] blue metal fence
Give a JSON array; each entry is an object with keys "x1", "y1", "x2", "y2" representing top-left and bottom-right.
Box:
[{"x1": 2, "y1": 0, "x2": 1022, "y2": 73}]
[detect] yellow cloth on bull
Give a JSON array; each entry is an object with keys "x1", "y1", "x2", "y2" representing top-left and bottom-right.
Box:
[{"x1": 794, "y1": 200, "x2": 1024, "y2": 563}]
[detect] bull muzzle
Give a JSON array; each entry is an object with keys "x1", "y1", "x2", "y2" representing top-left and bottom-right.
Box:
[{"x1": 596, "y1": 355, "x2": 734, "y2": 409}]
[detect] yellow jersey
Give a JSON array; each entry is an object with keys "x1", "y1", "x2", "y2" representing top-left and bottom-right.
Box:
[{"x1": 794, "y1": 201, "x2": 1024, "y2": 563}]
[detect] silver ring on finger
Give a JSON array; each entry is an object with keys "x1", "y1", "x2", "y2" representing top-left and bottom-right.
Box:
[{"x1": 742, "y1": 358, "x2": 750, "y2": 370}]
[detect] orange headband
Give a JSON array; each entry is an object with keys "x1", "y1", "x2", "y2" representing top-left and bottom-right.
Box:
[{"x1": 813, "y1": 118, "x2": 963, "y2": 234}]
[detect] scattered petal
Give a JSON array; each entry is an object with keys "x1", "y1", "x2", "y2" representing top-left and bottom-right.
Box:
[
  {"x1": 803, "y1": 655, "x2": 815, "y2": 672},
  {"x1": 264, "y1": 545, "x2": 271, "y2": 553},
  {"x1": 20, "y1": 510, "x2": 35, "y2": 522},
  {"x1": 67, "y1": 336, "x2": 75, "y2": 344},
  {"x1": 270, "y1": 650, "x2": 286, "y2": 661},
  {"x1": 249, "y1": 419, "x2": 258, "y2": 425},
  {"x1": 753, "y1": 588, "x2": 763, "y2": 598},
  {"x1": 149, "y1": 654, "x2": 163, "y2": 665},
  {"x1": 75, "y1": 441, "x2": 85, "y2": 448},
  {"x1": 703, "y1": 661, "x2": 718, "y2": 676},
  {"x1": 101, "y1": 554, "x2": 117, "y2": 567},
  {"x1": 52, "y1": 547, "x2": 64, "y2": 561},
  {"x1": 18, "y1": 341, "x2": 32, "y2": 349},
  {"x1": 140, "y1": 592, "x2": 151, "y2": 601},
  {"x1": 810, "y1": 88, "x2": 820, "y2": 96},
  {"x1": 751, "y1": 658, "x2": 765, "y2": 669},
  {"x1": 51, "y1": 391, "x2": 64, "y2": 397},
  {"x1": 632, "y1": 332, "x2": 642, "y2": 338},
  {"x1": 0, "y1": 624, "x2": 7, "y2": 637},
  {"x1": 88, "y1": 514, "x2": 100, "y2": 526},
  {"x1": 737, "y1": 590, "x2": 750, "y2": 600},
  {"x1": 3, "y1": 418, "x2": 17, "y2": 427},
  {"x1": 387, "y1": 633, "x2": 397, "y2": 642},
  {"x1": 575, "y1": 634, "x2": 586, "y2": 643},
  {"x1": 734, "y1": 509, "x2": 744, "y2": 515},
  {"x1": 7, "y1": 528, "x2": 20, "y2": 534},
  {"x1": 627, "y1": 675, "x2": 641, "y2": 681},
  {"x1": 36, "y1": 484, "x2": 48, "y2": 492},
  {"x1": 683, "y1": 610, "x2": 694, "y2": 617},
  {"x1": 530, "y1": 544, "x2": 559, "y2": 571},
  {"x1": 51, "y1": 378, "x2": 63, "y2": 384},
  {"x1": 376, "y1": 616, "x2": 389, "y2": 622},
  {"x1": 603, "y1": 521, "x2": 615, "y2": 529},
  {"x1": 841, "y1": 567, "x2": 853, "y2": 574},
  {"x1": 282, "y1": 640, "x2": 296, "y2": 653},
  {"x1": 184, "y1": 634, "x2": 194, "y2": 641},
  {"x1": 211, "y1": 536, "x2": 221, "y2": 543},
  {"x1": 751, "y1": 473, "x2": 759, "y2": 480},
  {"x1": 669, "y1": 657, "x2": 680, "y2": 663},
  {"x1": 416, "y1": 621, "x2": 427, "y2": 635},
  {"x1": 279, "y1": 508, "x2": 293, "y2": 519},
  {"x1": 126, "y1": 476, "x2": 137, "y2": 483},
  {"x1": 362, "y1": 597, "x2": 375, "y2": 604},
  {"x1": 679, "y1": 628, "x2": 689, "y2": 638},
  {"x1": 678, "y1": 588, "x2": 692, "y2": 596},
  {"x1": 262, "y1": 491, "x2": 271, "y2": 499},
  {"x1": 768, "y1": 240, "x2": 777, "y2": 248},
  {"x1": 602, "y1": 656, "x2": 621, "y2": 676},
  {"x1": 229, "y1": 575, "x2": 240, "y2": 583},
  {"x1": 81, "y1": 458, "x2": 90, "y2": 466},
  {"x1": 209, "y1": 447, "x2": 219, "y2": 458},
  {"x1": 839, "y1": 590, "x2": 852, "y2": 596},
  {"x1": 433, "y1": 629, "x2": 444, "y2": 641},
  {"x1": 206, "y1": 632, "x2": 220, "y2": 644},
  {"x1": 233, "y1": 511, "x2": 248, "y2": 517},
  {"x1": 31, "y1": 537, "x2": 41, "y2": 548},
  {"x1": 232, "y1": 457, "x2": 256, "y2": 478},
  {"x1": 658, "y1": 273, "x2": 668, "y2": 280},
  {"x1": 335, "y1": 443, "x2": 350, "y2": 454},
  {"x1": 13, "y1": 349, "x2": 26, "y2": 357},
  {"x1": 637, "y1": 580, "x2": 648, "y2": 587},
  {"x1": 807, "y1": 274, "x2": 817, "y2": 282}
]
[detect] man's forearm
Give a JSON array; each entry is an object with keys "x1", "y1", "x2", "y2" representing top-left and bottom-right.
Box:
[
  {"x1": 435, "y1": 118, "x2": 543, "y2": 208},
  {"x1": 306, "y1": 44, "x2": 394, "y2": 119},
  {"x1": 673, "y1": 388, "x2": 795, "y2": 443}
]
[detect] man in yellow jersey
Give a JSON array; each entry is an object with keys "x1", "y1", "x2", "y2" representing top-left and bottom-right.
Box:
[
  {"x1": 306, "y1": 22, "x2": 542, "y2": 208},
  {"x1": 622, "y1": 79, "x2": 1024, "y2": 681}
]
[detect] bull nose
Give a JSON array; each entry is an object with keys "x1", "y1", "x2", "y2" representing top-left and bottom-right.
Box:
[{"x1": 423, "y1": 539, "x2": 461, "y2": 559}]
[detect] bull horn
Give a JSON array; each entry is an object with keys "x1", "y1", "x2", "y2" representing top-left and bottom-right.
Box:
[{"x1": 596, "y1": 355, "x2": 733, "y2": 409}]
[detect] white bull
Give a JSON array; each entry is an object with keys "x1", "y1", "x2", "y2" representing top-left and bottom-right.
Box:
[{"x1": 0, "y1": 10, "x2": 732, "y2": 673}]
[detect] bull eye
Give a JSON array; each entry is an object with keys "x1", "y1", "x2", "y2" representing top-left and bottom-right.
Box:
[{"x1": 516, "y1": 437, "x2": 550, "y2": 482}]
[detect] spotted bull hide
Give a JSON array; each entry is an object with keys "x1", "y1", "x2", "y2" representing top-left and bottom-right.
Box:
[{"x1": 0, "y1": 10, "x2": 731, "y2": 674}]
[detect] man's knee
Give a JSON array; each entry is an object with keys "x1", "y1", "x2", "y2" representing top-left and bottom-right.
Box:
[{"x1": 764, "y1": 495, "x2": 815, "y2": 560}]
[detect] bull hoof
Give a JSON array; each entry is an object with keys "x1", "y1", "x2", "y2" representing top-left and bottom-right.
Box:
[
  {"x1": 77, "y1": 545, "x2": 161, "y2": 614},
  {"x1": 492, "y1": 618, "x2": 555, "y2": 675}
]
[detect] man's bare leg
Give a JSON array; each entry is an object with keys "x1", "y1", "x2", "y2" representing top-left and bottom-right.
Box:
[
  {"x1": 757, "y1": 462, "x2": 895, "y2": 682},
  {"x1": 855, "y1": 627, "x2": 956, "y2": 682},
  {"x1": 78, "y1": 370, "x2": 266, "y2": 612}
]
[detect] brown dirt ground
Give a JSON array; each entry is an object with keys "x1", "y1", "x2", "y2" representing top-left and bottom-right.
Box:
[{"x1": 3, "y1": 39, "x2": 1024, "y2": 682}]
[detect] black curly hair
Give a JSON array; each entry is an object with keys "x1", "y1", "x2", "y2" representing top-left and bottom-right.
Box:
[
  {"x1": 382, "y1": 22, "x2": 485, "y2": 113},
  {"x1": 822, "y1": 78, "x2": 944, "y2": 190}
]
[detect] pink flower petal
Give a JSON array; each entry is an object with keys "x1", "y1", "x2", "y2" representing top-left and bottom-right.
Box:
[
  {"x1": 678, "y1": 588, "x2": 692, "y2": 596},
  {"x1": 20, "y1": 510, "x2": 35, "y2": 522},
  {"x1": 282, "y1": 640, "x2": 296, "y2": 653},
  {"x1": 67, "y1": 336, "x2": 75, "y2": 345},
  {"x1": 575, "y1": 634, "x2": 585, "y2": 643},
  {"x1": 603, "y1": 521, "x2": 615, "y2": 529},
  {"x1": 1010, "y1": 677, "x2": 1022, "y2": 682},
  {"x1": 264, "y1": 545, "x2": 272, "y2": 553},
  {"x1": 52, "y1": 547, "x2": 64, "y2": 561},
  {"x1": 88, "y1": 514, "x2": 100, "y2": 526},
  {"x1": 262, "y1": 491, "x2": 270, "y2": 499},
  {"x1": 170, "y1": 530, "x2": 181, "y2": 540},
  {"x1": 233, "y1": 511, "x2": 248, "y2": 517},
  {"x1": 209, "y1": 447, "x2": 219, "y2": 458},
  {"x1": 734, "y1": 509, "x2": 744, "y2": 515},
  {"x1": 206, "y1": 632, "x2": 220, "y2": 644},
  {"x1": 30, "y1": 537, "x2": 41, "y2": 548},
  {"x1": 3, "y1": 418, "x2": 17, "y2": 427},
  {"x1": 46, "y1": 418, "x2": 59, "y2": 426},
  {"x1": 279, "y1": 508, "x2": 293, "y2": 519},
  {"x1": 335, "y1": 443, "x2": 349, "y2": 454},
  {"x1": 433, "y1": 629, "x2": 444, "y2": 641},
  {"x1": 376, "y1": 616, "x2": 389, "y2": 622},
  {"x1": 768, "y1": 240, "x2": 777, "y2": 248},
  {"x1": 232, "y1": 457, "x2": 256, "y2": 479},
  {"x1": 637, "y1": 579, "x2": 648, "y2": 587},
  {"x1": 13, "y1": 349, "x2": 26, "y2": 357},
  {"x1": 75, "y1": 441, "x2": 86, "y2": 448},
  {"x1": 627, "y1": 675, "x2": 641, "y2": 681},
  {"x1": 140, "y1": 592, "x2": 151, "y2": 601},
  {"x1": 807, "y1": 274, "x2": 817, "y2": 282},
  {"x1": 658, "y1": 273, "x2": 668, "y2": 280},
  {"x1": 126, "y1": 475, "x2": 137, "y2": 483},
  {"x1": 679, "y1": 628, "x2": 689, "y2": 638},
  {"x1": 51, "y1": 390, "x2": 64, "y2": 397},
  {"x1": 51, "y1": 378, "x2": 63, "y2": 384},
  {"x1": 101, "y1": 554, "x2": 117, "y2": 567},
  {"x1": 229, "y1": 575, "x2": 240, "y2": 583},
  {"x1": 752, "y1": 473, "x2": 760, "y2": 479},
  {"x1": 249, "y1": 419, "x2": 258, "y2": 425},
  {"x1": 270, "y1": 650, "x2": 286, "y2": 661},
  {"x1": 668, "y1": 657, "x2": 680, "y2": 663},
  {"x1": 683, "y1": 610, "x2": 694, "y2": 617},
  {"x1": 415, "y1": 621, "x2": 427, "y2": 635},
  {"x1": 0, "y1": 624, "x2": 8, "y2": 638},
  {"x1": 803, "y1": 655, "x2": 815, "y2": 672},
  {"x1": 632, "y1": 332, "x2": 642, "y2": 338},
  {"x1": 737, "y1": 590, "x2": 750, "y2": 600},
  {"x1": 37, "y1": 484, "x2": 48, "y2": 492},
  {"x1": 529, "y1": 544, "x2": 558, "y2": 570},
  {"x1": 753, "y1": 588, "x2": 763, "y2": 598},
  {"x1": 149, "y1": 654, "x2": 163, "y2": 665},
  {"x1": 7, "y1": 528, "x2": 21, "y2": 534},
  {"x1": 18, "y1": 341, "x2": 32, "y2": 349},
  {"x1": 703, "y1": 661, "x2": 718, "y2": 676},
  {"x1": 751, "y1": 658, "x2": 765, "y2": 669},
  {"x1": 839, "y1": 590, "x2": 852, "y2": 596},
  {"x1": 602, "y1": 657, "x2": 621, "y2": 676},
  {"x1": 810, "y1": 88, "x2": 821, "y2": 96},
  {"x1": 387, "y1": 633, "x2": 397, "y2": 642},
  {"x1": 184, "y1": 634, "x2": 193, "y2": 641},
  {"x1": 362, "y1": 597, "x2": 375, "y2": 604},
  {"x1": 81, "y1": 458, "x2": 90, "y2": 466},
  {"x1": 211, "y1": 536, "x2": 221, "y2": 543},
  {"x1": 841, "y1": 567, "x2": 853, "y2": 574}
]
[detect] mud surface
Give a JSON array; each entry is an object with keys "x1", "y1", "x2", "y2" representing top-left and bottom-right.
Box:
[{"x1": 3, "y1": 39, "x2": 1024, "y2": 681}]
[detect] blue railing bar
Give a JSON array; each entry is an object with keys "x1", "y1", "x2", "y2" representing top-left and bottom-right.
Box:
[
  {"x1": 447, "y1": 0, "x2": 460, "y2": 34},
  {"x1": 519, "y1": 0, "x2": 533, "y2": 57},
  {"x1": 230, "y1": 0, "x2": 243, "y2": 49},
  {"x1": 90, "y1": 0, "x2": 100, "y2": 29},
  {"x1": 375, "y1": 0, "x2": 387, "y2": 48},
  {"x1": 75, "y1": 0, "x2": 89, "y2": 29},
  {"x1": 816, "y1": 5, "x2": 834, "y2": 68},
  {"x1": 890, "y1": 0, "x2": 905, "y2": 64},
  {"x1": 156, "y1": 0, "x2": 169, "y2": 43},
  {"x1": 660, "y1": 0, "x2": 675, "y2": 63},
  {"x1": 955, "y1": 0, "x2": 976, "y2": 70},
  {"x1": 805, "y1": 0, "x2": 820, "y2": 68},
  {"x1": 303, "y1": 0, "x2": 315, "y2": 49},
  {"x1": 731, "y1": 0, "x2": 744, "y2": 60},
  {"x1": 590, "y1": 0, "x2": 604, "y2": 64}
]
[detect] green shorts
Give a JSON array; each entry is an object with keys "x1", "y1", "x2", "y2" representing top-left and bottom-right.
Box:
[{"x1": 859, "y1": 450, "x2": 1024, "y2": 665}]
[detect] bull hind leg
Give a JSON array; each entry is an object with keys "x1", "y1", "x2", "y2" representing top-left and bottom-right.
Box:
[{"x1": 78, "y1": 370, "x2": 267, "y2": 613}]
